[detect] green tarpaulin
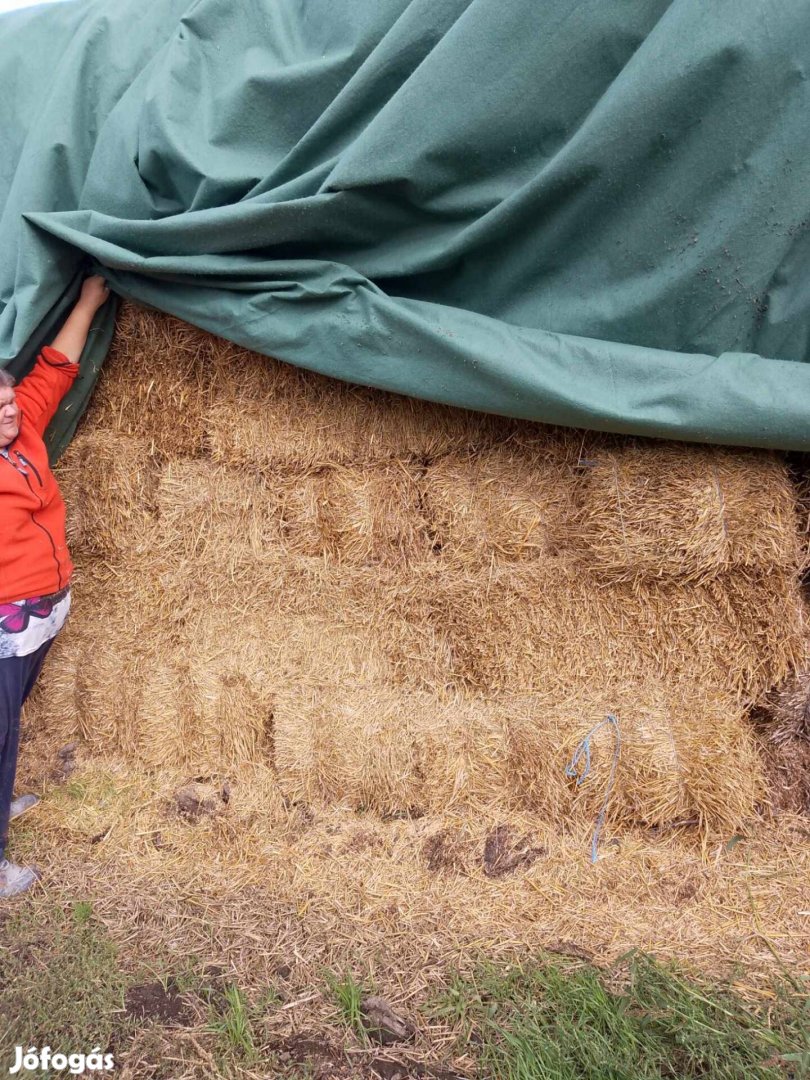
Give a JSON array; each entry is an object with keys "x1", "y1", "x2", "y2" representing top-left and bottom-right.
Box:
[{"x1": 1, "y1": 0, "x2": 809, "y2": 455}]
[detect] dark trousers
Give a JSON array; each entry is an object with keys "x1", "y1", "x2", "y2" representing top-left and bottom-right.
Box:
[{"x1": 0, "y1": 640, "x2": 53, "y2": 860}]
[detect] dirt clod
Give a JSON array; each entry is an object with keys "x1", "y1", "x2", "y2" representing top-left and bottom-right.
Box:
[
  {"x1": 171, "y1": 781, "x2": 227, "y2": 823},
  {"x1": 422, "y1": 828, "x2": 472, "y2": 873},
  {"x1": 361, "y1": 996, "x2": 415, "y2": 1045},
  {"x1": 51, "y1": 742, "x2": 79, "y2": 781},
  {"x1": 482, "y1": 824, "x2": 545, "y2": 878},
  {"x1": 268, "y1": 1033, "x2": 353, "y2": 1077},
  {"x1": 342, "y1": 829, "x2": 386, "y2": 855},
  {"x1": 545, "y1": 940, "x2": 596, "y2": 962}
]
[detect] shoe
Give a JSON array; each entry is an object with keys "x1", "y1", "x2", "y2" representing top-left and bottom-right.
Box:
[
  {"x1": 0, "y1": 859, "x2": 39, "y2": 898},
  {"x1": 9, "y1": 794, "x2": 40, "y2": 821}
]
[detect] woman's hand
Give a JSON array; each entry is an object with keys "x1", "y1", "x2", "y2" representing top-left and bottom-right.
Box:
[{"x1": 78, "y1": 275, "x2": 110, "y2": 313}]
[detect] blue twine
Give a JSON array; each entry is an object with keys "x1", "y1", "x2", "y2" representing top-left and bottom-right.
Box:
[{"x1": 565, "y1": 714, "x2": 621, "y2": 864}]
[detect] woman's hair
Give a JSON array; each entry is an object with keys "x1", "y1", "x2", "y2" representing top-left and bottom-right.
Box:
[{"x1": 0, "y1": 369, "x2": 15, "y2": 389}]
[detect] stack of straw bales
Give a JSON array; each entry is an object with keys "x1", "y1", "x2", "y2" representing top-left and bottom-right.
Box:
[{"x1": 29, "y1": 302, "x2": 808, "y2": 836}]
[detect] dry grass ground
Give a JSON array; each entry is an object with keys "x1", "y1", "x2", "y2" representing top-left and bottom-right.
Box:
[{"x1": 5, "y1": 745, "x2": 810, "y2": 1077}]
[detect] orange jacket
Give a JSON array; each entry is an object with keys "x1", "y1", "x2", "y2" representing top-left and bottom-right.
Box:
[{"x1": 0, "y1": 348, "x2": 79, "y2": 605}]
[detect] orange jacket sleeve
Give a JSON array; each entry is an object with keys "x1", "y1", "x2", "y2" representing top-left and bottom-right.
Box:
[{"x1": 15, "y1": 346, "x2": 80, "y2": 437}]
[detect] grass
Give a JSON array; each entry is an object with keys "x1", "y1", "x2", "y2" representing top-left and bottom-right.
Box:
[
  {"x1": 205, "y1": 983, "x2": 260, "y2": 1071},
  {"x1": 0, "y1": 899, "x2": 130, "y2": 1060},
  {"x1": 325, "y1": 969, "x2": 369, "y2": 1038},
  {"x1": 55, "y1": 773, "x2": 124, "y2": 806},
  {"x1": 201, "y1": 978, "x2": 282, "y2": 1074},
  {"x1": 435, "y1": 952, "x2": 810, "y2": 1080},
  {"x1": 0, "y1": 895, "x2": 807, "y2": 1079}
]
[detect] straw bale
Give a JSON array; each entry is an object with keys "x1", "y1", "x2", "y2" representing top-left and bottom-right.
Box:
[
  {"x1": 420, "y1": 446, "x2": 574, "y2": 564},
  {"x1": 417, "y1": 702, "x2": 512, "y2": 812},
  {"x1": 22, "y1": 612, "x2": 86, "y2": 751},
  {"x1": 29, "y1": 556, "x2": 277, "y2": 772},
  {"x1": 387, "y1": 561, "x2": 805, "y2": 704},
  {"x1": 55, "y1": 430, "x2": 160, "y2": 556},
  {"x1": 261, "y1": 618, "x2": 400, "y2": 806},
  {"x1": 662, "y1": 570, "x2": 807, "y2": 702},
  {"x1": 136, "y1": 609, "x2": 275, "y2": 773},
  {"x1": 361, "y1": 561, "x2": 626, "y2": 693},
  {"x1": 151, "y1": 558, "x2": 456, "y2": 692},
  {"x1": 101, "y1": 301, "x2": 487, "y2": 468},
  {"x1": 274, "y1": 686, "x2": 512, "y2": 815},
  {"x1": 137, "y1": 458, "x2": 347, "y2": 617},
  {"x1": 577, "y1": 682, "x2": 765, "y2": 833},
  {"x1": 274, "y1": 678, "x2": 763, "y2": 834},
  {"x1": 205, "y1": 381, "x2": 514, "y2": 472},
  {"x1": 263, "y1": 616, "x2": 392, "y2": 686},
  {"x1": 274, "y1": 686, "x2": 429, "y2": 814},
  {"x1": 25, "y1": 560, "x2": 164, "y2": 758},
  {"x1": 151, "y1": 452, "x2": 432, "y2": 575},
  {"x1": 592, "y1": 694, "x2": 685, "y2": 830},
  {"x1": 120, "y1": 573, "x2": 395, "y2": 773},
  {"x1": 322, "y1": 563, "x2": 458, "y2": 693},
  {"x1": 357, "y1": 561, "x2": 640, "y2": 695},
  {"x1": 208, "y1": 353, "x2": 592, "y2": 476},
  {"x1": 276, "y1": 462, "x2": 432, "y2": 565},
  {"x1": 570, "y1": 443, "x2": 802, "y2": 582},
  {"x1": 150, "y1": 457, "x2": 280, "y2": 575},
  {"x1": 88, "y1": 303, "x2": 224, "y2": 456},
  {"x1": 23, "y1": 523, "x2": 256, "y2": 770}
]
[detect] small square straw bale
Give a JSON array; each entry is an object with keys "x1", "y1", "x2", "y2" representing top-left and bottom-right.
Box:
[
  {"x1": 89, "y1": 303, "x2": 222, "y2": 456},
  {"x1": 416, "y1": 559, "x2": 805, "y2": 705},
  {"x1": 206, "y1": 376, "x2": 512, "y2": 473},
  {"x1": 420, "y1": 445, "x2": 575, "y2": 565},
  {"x1": 504, "y1": 681, "x2": 764, "y2": 834},
  {"x1": 327, "y1": 563, "x2": 459, "y2": 693},
  {"x1": 274, "y1": 685, "x2": 513, "y2": 815},
  {"x1": 569, "y1": 442, "x2": 802, "y2": 582},
  {"x1": 150, "y1": 458, "x2": 281, "y2": 575},
  {"x1": 654, "y1": 571, "x2": 806, "y2": 703},
  {"x1": 136, "y1": 611, "x2": 275, "y2": 773},
  {"x1": 56, "y1": 430, "x2": 161, "y2": 556},
  {"x1": 24, "y1": 559, "x2": 167, "y2": 758},
  {"x1": 273, "y1": 686, "x2": 430, "y2": 813},
  {"x1": 134, "y1": 588, "x2": 393, "y2": 774},
  {"x1": 275, "y1": 462, "x2": 433, "y2": 565}
]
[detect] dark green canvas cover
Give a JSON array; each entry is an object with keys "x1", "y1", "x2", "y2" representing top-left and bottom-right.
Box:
[{"x1": 1, "y1": 0, "x2": 809, "y2": 456}]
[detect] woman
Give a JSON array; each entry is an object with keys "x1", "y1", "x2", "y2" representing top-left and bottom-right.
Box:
[{"x1": 0, "y1": 275, "x2": 109, "y2": 897}]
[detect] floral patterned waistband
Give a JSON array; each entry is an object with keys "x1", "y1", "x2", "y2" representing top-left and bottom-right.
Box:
[{"x1": 0, "y1": 587, "x2": 71, "y2": 635}]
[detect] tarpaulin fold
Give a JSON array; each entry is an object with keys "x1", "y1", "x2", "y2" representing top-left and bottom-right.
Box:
[{"x1": 1, "y1": 0, "x2": 809, "y2": 456}]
